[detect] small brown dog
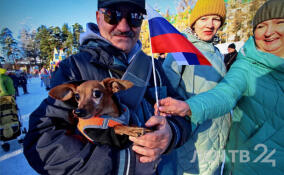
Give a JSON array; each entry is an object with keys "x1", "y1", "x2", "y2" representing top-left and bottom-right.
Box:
[{"x1": 48, "y1": 78, "x2": 151, "y2": 142}]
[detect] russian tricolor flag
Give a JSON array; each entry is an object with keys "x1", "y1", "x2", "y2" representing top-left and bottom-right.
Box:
[{"x1": 146, "y1": 4, "x2": 211, "y2": 66}]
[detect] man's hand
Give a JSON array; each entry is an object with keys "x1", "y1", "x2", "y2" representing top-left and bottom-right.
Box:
[
  {"x1": 129, "y1": 115, "x2": 172, "y2": 163},
  {"x1": 154, "y1": 97, "x2": 191, "y2": 117}
]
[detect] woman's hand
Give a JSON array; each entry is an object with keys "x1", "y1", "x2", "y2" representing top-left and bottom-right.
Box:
[{"x1": 155, "y1": 97, "x2": 192, "y2": 117}]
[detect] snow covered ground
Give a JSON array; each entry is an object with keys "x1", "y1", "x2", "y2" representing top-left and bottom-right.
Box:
[{"x1": 0, "y1": 77, "x2": 48, "y2": 175}]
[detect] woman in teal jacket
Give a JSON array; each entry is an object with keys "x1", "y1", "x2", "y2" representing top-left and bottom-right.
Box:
[
  {"x1": 157, "y1": 0, "x2": 284, "y2": 174},
  {"x1": 158, "y1": 0, "x2": 231, "y2": 174}
]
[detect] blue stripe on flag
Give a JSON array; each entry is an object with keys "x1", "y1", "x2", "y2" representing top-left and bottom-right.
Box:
[
  {"x1": 172, "y1": 52, "x2": 200, "y2": 65},
  {"x1": 184, "y1": 52, "x2": 200, "y2": 65},
  {"x1": 149, "y1": 17, "x2": 180, "y2": 37}
]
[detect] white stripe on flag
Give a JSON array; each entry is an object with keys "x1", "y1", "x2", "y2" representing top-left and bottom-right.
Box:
[{"x1": 146, "y1": 3, "x2": 162, "y2": 20}]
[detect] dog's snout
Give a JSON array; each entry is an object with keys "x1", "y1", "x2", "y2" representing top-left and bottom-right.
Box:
[{"x1": 74, "y1": 108, "x2": 88, "y2": 118}]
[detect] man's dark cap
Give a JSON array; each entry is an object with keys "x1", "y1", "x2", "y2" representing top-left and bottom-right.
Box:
[
  {"x1": 98, "y1": 0, "x2": 146, "y2": 13},
  {"x1": 228, "y1": 43, "x2": 236, "y2": 49}
]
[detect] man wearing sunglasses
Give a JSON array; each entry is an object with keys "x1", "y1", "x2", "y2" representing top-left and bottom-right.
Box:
[{"x1": 23, "y1": 0, "x2": 190, "y2": 174}]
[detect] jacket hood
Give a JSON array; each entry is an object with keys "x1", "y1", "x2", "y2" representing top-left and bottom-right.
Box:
[
  {"x1": 239, "y1": 36, "x2": 284, "y2": 73},
  {"x1": 183, "y1": 28, "x2": 226, "y2": 75},
  {"x1": 184, "y1": 28, "x2": 216, "y2": 54},
  {"x1": 79, "y1": 23, "x2": 142, "y2": 64},
  {"x1": 79, "y1": 23, "x2": 110, "y2": 46}
]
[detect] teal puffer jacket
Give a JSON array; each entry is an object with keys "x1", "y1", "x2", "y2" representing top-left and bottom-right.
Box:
[
  {"x1": 159, "y1": 31, "x2": 231, "y2": 175},
  {"x1": 187, "y1": 36, "x2": 284, "y2": 175}
]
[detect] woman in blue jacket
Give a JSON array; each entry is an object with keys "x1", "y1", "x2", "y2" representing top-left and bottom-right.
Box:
[
  {"x1": 157, "y1": 0, "x2": 284, "y2": 174},
  {"x1": 159, "y1": 0, "x2": 231, "y2": 174}
]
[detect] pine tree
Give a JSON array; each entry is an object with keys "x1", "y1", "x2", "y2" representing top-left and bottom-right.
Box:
[
  {"x1": 61, "y1": 23, "x2": 73, "y2": 56},
  {"x1": 0, "y1": 27, "x2": 19, "y2": 63},
  {"x1": 20, "y1": 28, "x2": 39, "y2": 64},
  {"x1": 72, "y1": 23, "x2": 84, "y2": 52},
  {"x1": 218, "y1": 0, "x2": 266, "y2": 43},
  {"x1": 35, "y1": 25, "x2": 53, "y2": 66}
]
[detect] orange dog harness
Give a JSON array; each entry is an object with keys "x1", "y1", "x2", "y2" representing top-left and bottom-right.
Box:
[
  {"x1": 77, "y1": 116, "x2": 122, "y2": 141},
  {"x1": 77, "y1": 104, "x2": 130, "y2": 142}
]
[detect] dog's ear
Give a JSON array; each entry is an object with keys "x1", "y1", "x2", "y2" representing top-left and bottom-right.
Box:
[
  {"x1": 102, "y1": 78, "x2": 133, "y2": 93},
  {"x1": 49, "y1": 83, "x2": 77, "y2": 101}
]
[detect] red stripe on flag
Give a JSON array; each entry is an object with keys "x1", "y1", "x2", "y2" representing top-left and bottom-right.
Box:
[{"x1": 151, "y1": 33, "x2": 211, "y2": 65}]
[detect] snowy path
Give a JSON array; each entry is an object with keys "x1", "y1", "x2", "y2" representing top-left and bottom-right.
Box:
[{"x1": 0, "y1": 77, "x2": 48, "y2": 175}]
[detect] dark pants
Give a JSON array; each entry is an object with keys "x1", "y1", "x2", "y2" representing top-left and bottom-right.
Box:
[
  {"x1": 22, "y1": 84, "x2": 28, "y2": 94},
  {"x1": 14, "y1": 86, "x2": 19, "y2": 96}
]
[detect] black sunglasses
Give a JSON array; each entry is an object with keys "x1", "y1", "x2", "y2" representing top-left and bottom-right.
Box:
[{"x1": 99, "y1": 8, "x2": 144, "y2": 28}]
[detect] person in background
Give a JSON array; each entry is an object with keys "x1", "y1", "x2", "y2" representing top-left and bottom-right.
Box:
[
  {"x1": 40, "y1": 66, "x2": 51, "y2": 90},
  {"x1": 8, "y1": 70, "x2": 19, "y2": 97},
  {"x1": 23, "y1": 0, "x2": 190, "y2": 174},
  {"x1": 157, "y1": 0, "x2": 284, "y2": 174},
  {"x1": 50, "y1": 63, "x2": 59, "y2": 79},
  {"x1": 157, "y1": 53, "x2": 166, "y2": 65},
  {"x1": 19, "y1": 72, "x2": 28, "y2": 94},
  {"x1": 224, "y1": 43, "x2": 238, "y2": 71},
  {"x1": 39, "y1": 67, "x2": 45, "y2": 87},
  {"x1": 159, "y1": 0, "x2": 231, "y2": 174}
]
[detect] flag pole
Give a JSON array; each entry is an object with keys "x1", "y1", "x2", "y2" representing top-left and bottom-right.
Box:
[{"x1": 147, "y1": 20, "x2": 160, "y2": 116}]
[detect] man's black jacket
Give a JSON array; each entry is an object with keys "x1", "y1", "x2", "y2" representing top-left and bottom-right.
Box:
[{"x1": 23, "y1": 33, "x2": 191, "y2": 175}]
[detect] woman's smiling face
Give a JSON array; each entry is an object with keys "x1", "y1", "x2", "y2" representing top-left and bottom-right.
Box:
[{"x1": 254, "y1": 18, "x2": 284, "y2": 58}]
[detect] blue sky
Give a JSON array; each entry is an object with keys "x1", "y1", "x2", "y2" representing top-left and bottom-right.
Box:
[{"x1": 0, "y1": 0, "x2": 179, "y2": 38}]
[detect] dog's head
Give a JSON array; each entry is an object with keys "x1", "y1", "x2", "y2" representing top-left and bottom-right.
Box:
[{"x1": 49, "y1": 78, "x2": 133, "y2": 118}]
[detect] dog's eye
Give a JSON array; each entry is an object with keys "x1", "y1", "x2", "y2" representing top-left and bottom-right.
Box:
[
  {"x1": 93, "y1": 90, "x2": 102, "y2": 98},
  {"x1": 74, "y1": 94, "x2": 80, "y2": 101}
]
